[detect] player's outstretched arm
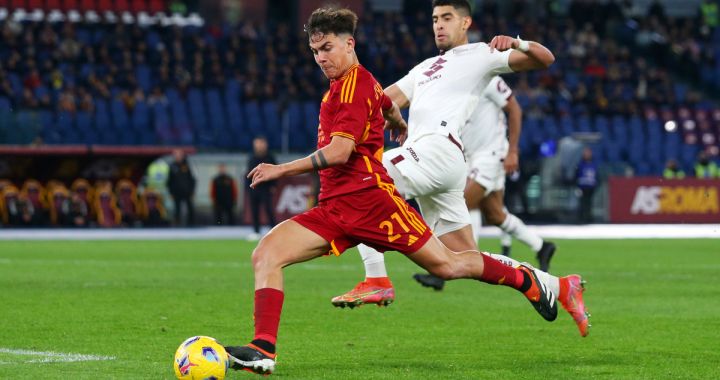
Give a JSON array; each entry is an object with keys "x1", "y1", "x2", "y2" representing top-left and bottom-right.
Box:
[
  {"x1": 489, "y1": 35, "x2": 555, "y2": 72},
  {"x1": 503, "y1": 95, "x2": 522, "y2": 173},
  {"x1": 384, "y1": 85, "x2": 410, "y2": 109},
  {"x1": 247, "y1": 136, "x2": 355, "y2": 188}
]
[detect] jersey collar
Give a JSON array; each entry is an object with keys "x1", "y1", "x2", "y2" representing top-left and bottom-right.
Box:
[{"x1": 332, "y1": 63, "x2": 359, "y2": 82}]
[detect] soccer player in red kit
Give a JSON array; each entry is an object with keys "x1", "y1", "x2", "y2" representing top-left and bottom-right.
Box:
[{"x1": 223, "y1": 7, "x2": 557, "y2": 375}]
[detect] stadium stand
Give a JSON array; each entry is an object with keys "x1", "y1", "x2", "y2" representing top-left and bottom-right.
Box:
[{"x1": 0, "y1": 0, "x2": 718, "y2": 228}]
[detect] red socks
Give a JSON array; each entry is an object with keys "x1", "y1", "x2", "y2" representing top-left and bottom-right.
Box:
[
  {"x1": 479, "y1": 253, "x2": 524, "y2": 289},
  {"x1": 253, "y1": 288, "x2": 284, "y2": 346}
]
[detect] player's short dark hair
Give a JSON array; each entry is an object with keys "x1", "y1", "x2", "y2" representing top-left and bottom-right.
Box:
[
  {"x1": 304, "y1": 7, "x2": 358, "y2": 41},
  {"x1": 432, "y1": 0, "x2": 471, "y2": 16}
]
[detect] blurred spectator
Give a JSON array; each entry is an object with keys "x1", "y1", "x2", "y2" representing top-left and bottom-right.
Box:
[
  {"x1": 210, "y1": 163, "x2": 238, "y2": 225},
  {"x1": 663, "y1": 159, "x2": 686, "y2": 179},
  {"x1": 167, "y1": 149, "x2": 196, "y2": 226},
  {"x1": 694, "y1": 151, "x2": 719, "y2": 178},
  {"x1": 576, "y1": 147, "x2": 598, "y2": 223},
  {"x1": 246, "y1": 136, "x2": 277, "y2": 237}
]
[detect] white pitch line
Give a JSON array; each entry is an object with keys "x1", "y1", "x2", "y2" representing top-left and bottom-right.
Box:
[{"x1": 0, "y1": 348, "x2": 115, "y2": 365}]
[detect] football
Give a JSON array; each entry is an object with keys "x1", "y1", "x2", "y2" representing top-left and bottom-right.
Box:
[{"x1": 173, "y1": 336, "x2": 229, "y2": 380}]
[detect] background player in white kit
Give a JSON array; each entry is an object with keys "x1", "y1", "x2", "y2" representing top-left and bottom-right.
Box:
[
  {"x1": 414, "y1": 75, "x2": 556, "y2": 294},
  {"x1": 331, "y1": 0, "x2": 590, "y2": 337}
]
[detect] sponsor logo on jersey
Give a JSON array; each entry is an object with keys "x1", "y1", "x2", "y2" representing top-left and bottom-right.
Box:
[{"x1": 423, "y1": 57, "x2": 447, "y2": 77}]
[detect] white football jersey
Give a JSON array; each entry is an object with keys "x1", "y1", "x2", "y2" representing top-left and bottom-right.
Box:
[
  {"x1": 395, "y1": 43, "x2": 513, "y2": 144},
  {"x1": 461, "y1": 75, "x2": 512, "y2": 158}
]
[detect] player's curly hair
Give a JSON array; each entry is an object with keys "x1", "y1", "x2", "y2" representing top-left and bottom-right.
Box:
[
  {"x1": 304, "y1": 6, "x2": 358, "y2": 42},
  {"x1": 432, "y1": 0, "x2": 471, "y2": 16}
]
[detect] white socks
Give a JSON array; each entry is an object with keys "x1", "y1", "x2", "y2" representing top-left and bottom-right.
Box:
[
  {"x1": 487, "y1": 253, "x2": 560, "y2": 296},
  {"x1": 500, "y1": 231, "x2": 512, "y2": 248},
  {"x1": 358, "y1": 244, "x2": 388, "y2": 278},
  {"x1": 499, "y1": 213, "x2": 543, "y2": 252}
]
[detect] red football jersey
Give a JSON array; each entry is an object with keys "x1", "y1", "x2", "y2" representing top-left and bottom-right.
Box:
[{"x1": 317, "y1": 64, "x2": 394, "y2": 201}]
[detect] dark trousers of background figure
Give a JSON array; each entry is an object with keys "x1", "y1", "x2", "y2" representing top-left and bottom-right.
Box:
[
  {"x1": 214, "y1": 204, "x2": 235, "y2": 225},
  {"x1": 578, "y1": 187, "x2": 595, "y2": 224},
  {"x1": 250, "y1": 190, "x2": 276, "y2": 234},
  {"x1": 173, "y1": 197, "x2": 195, "y2": 226}
]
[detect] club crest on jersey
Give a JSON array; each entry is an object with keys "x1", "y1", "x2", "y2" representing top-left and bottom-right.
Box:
[{"x1": 423, "y1": 57, "x2": 447, "y2": 77}]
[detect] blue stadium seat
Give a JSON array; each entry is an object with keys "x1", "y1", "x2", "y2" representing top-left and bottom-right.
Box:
[
  {"x1": 111, "y1": 99, "x2": 129, "y2": 129},
  {"x1": 595, "y1": 116, "x2": 610, "y2": 139},
  {"x1": 577, "y1": 115, "x2": 592, "y2": 132},
  {"x1": 205, "y1": 89, "x2": 230, "y2": 148},
  {"x1": 135, "y1": 64, "x2": 152, "y2": 93},
  {"x1": 133, "y1": 100, "x2": 153, "y2": 144},
  {"x1": 262, "y1": 100, "x2": 281, "y2": 149},
  {"x1": 153, "y1": 102, "x2": 171, "y2": 144},
  {"x1": 301, "y1": 101, "x2": 319, "y2": 137},
  {"x1": 610, "y1": 115, "x2": 628, "y2": 141},
  {"x1": 243, "y1": 100, "x2": 264, "y2": 138},
  {"x1": 0, "y1": 96, "x2": 10, "y2": 113},
  {"x1": 286, "y1": 101, "x2": 307, "y2": 150},
  {"x1": 559, "y1": 115, "x2": 574, "y2": 135}
]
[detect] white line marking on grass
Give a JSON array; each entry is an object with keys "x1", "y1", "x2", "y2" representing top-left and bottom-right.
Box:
[{"x1": 0, "y1": 348, "x2": 115, "y2": 364}]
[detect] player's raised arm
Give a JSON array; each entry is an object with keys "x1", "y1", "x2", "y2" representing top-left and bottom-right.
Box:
[
  {"x1": 247, "y1": 136, "x2": 355, "y2": 188},
  {"x1": 489, "y1": 35, "x2": 555, "y2": 72},
  {"x1": 503, "y1": 95, "x2": 522, "y2": 173}
]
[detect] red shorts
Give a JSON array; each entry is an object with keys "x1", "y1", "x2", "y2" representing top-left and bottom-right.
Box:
[{"x1": 292, "y1": 184, "x2": 432, "y2": 256}]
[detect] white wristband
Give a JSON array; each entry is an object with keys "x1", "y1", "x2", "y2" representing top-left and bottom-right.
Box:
[{"x1": 516, "y1": 35, "x2": 530, "y2": 52}]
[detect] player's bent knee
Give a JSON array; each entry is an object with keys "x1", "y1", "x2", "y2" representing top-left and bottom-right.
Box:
[
  {"x1": 251, "y1": 237, "x2": 281, "y2": 271},
  {"x1": 485, "y1": 212, "x2": 505, "y2": 226}
]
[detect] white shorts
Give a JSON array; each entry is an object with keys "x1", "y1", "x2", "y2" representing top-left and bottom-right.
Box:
[
  {"x1": 382, "y1": 134, "x2": 470, "y2": 235},
  {"x1": 467, "y1": 154, "x2": 506, "y2": 194}
]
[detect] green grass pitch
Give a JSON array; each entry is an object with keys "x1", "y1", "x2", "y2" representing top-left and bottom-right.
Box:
[{"x1": 0, "y1": 238, "x2": 718, "y2": 379}]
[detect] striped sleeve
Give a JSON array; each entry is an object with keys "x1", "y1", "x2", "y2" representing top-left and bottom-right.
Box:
[{"x1": 330, "y1": 68, "x2": 370, "y2": 142}]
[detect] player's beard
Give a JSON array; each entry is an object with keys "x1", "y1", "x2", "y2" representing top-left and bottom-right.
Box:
[{"x1": 435, "y1": 37, "x2": 453, "y2": 52}]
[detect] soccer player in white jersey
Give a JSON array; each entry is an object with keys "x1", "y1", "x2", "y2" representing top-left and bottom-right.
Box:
[
  {"x1": 331, "y1": 0, "x2": 590, "y2": 337},
  {"x1": 415, "y1": 76, "x2": 555, "y2": 291}
]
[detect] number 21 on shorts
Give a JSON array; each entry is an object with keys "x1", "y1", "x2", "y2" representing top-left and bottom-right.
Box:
[{"x1": 379, "y1": 212, "x2": 410, "y2": 242}]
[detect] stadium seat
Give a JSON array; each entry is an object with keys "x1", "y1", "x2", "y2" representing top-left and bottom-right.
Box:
[
  {"x1": 20, "y1": 179, "x2": 48, "y2": 218},
  {"x1": 205, "y1": 88, "x2": 229, "y2": 147},
  {"x1": 48, "y1": 185, "x2": 70, "y2": 225},
  {"x1": 286, "y1": 101, "x2": 306, "y2": 150},
  {"x1": 130, "y1": 0, "x2": 146, "y2": 13},
  {"x1": 62, "y1": 0, "x2": 79, "y2": 11},
  {"x1": 135, "y1": 64, "x2": 152, "y2": 93},
  {"x1": 94, "y1": 185, "x2": 121, "y2": 227},
  {"x1": 27, "y1": 0, "x2": 43, "y2": 9},
  {"x1": 148, "y1": 0, "x2": 164, "y2": 14},
  {"x1": 0, "y1": 185, "x2": 20, "y2": 226},
  {"x1": 132, "y1": 100, "x2": 153, "y2": 144},
  {"x1": 96, "y1": 0, "x2": 111, "y2": 11},
  {"x1": 243, "y1": 100, "x2": 263, "y2": 138},
  {"x1": 114, "y1": 0, "x2": 129, "y2": 12},
  {"x1": 79, "y1": 0, "x2": 95, "y2": 11},
  {"x1": 261, "y1": 100, "x2": 281, "y2": 149},
  {"x1": 140, "y1": 188, "x2": 168, "y2": 226},
  {"x1": 152, "y1": 102, "x2": 171, "y2": 144},
  {"x1": 115, "y1": 179, "x2": 140, "y2": 226},
  {"x1": 71, "y1": 178, "x2": 94, "y2": 219}
]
